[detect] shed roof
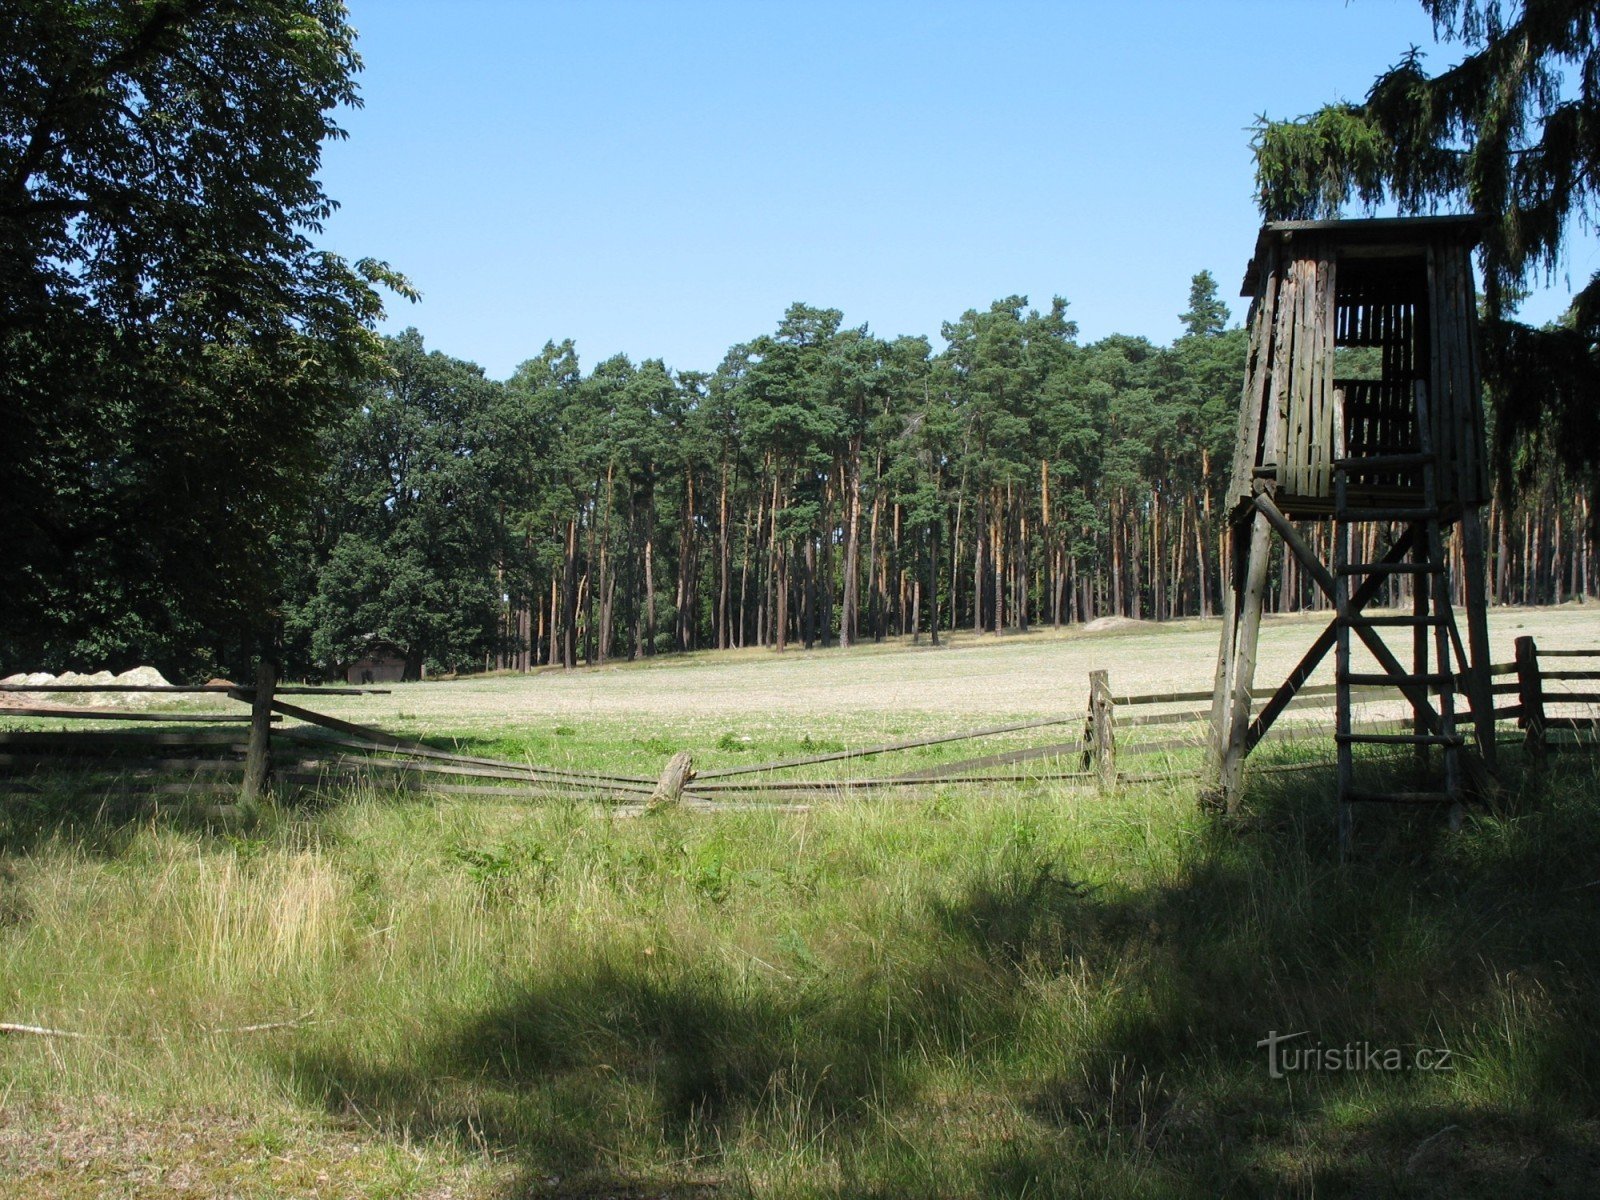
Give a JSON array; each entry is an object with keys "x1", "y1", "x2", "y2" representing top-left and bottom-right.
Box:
[{"x1": 1240, "y1": 214, "x2": 1484, "y2": 296}]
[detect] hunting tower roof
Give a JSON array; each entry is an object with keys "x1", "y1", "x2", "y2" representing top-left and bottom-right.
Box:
[{"x1": 1240, "y1": 214, "x2": 1484, "y2": 297}]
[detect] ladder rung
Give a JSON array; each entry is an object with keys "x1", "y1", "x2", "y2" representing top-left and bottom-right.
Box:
[
  {"x1": 1334, "y1": 507, "x2": 1443, "y2": 522},
  {"x1": 1346, "y1": 615, "x2": 1447, "y2": 628},
  {"x1": 1336, "y1": 733, "x2": 1464, "y2": 746},
  {"x1": 1336, "y1": 562, "x2": 1443, "y2": 576},
  {"x1": 1333, "y1": 453, "x2": 1436, "y2": 472},
  {"x1": 1343, "y1": 790, "x2": 1458, "y2": 805},
  {"x1": 1339, "y1": 672, "x2": 1453, "y2": 686}
]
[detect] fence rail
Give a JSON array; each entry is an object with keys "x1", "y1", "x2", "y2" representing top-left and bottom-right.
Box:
[{"x1": 1, "y1": 634, "x2": 1595, "y2": 808}]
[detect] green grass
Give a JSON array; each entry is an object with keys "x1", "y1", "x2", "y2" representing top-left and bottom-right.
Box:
[{"x1": 3, "y1": 739, "x2": 1598, "y2": 1197}]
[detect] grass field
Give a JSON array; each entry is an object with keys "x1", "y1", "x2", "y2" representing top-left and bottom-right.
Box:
[{"x1": 2, "y1": 606, "x2": 1598, "y2": 1197}]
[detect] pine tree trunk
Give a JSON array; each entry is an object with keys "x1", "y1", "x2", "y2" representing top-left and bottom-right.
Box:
[
  {"x1": 717, "y1": 466, "x2": 731, "y2": 649},
  {"x1": 561, "y1": 517, "x2": 579, "y2": 669},
  {"x1": 842, "y1": 443, "x2": 861, "y2": 649},
  {"x1": 973, "y1": 491, "x2": 986, "y2": 634},
  {"x1": 1111, "y1": 494, "x2": 1124, "y2": 616}
]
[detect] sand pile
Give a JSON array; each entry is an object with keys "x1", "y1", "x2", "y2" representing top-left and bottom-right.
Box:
[
  {"x1": 1080, "y1": 616, "x2": 1150, "y2": 634},
  {"x1": 2, "y1": 665, "x2": 175, "y2": 710}
]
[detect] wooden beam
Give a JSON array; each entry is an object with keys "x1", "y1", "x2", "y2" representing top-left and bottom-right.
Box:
[
  {"x1": 696, "y1": 713, "x2": 1087, "y2": 780},
  {"x1": 274, "y1": 726, "x2": 654, "y2": 787},
  {"x1": 1458, "y1": 506, "x2": 1497, "y2": 768},
  {"x1": 1241, "y1": 519, "x2": 1418, "y2": 752},
  {"x1": 1218, "y1": 505, "x2": 1274, "y2": 811},
  {"x1": 0, "y1": 731, "x2": 247, "y2": 750},
  {"x1": 0, "y1": 708, "x2": 266, "y2": 723}
]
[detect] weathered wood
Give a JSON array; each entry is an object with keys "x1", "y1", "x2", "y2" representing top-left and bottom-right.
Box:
[
  {"x1": 696, "y1": 713, "x2": 1087, "y2": 780},
  {"x1": 0, "y1": 730, "x2": 247, "y2": 750},
  {"x1": 648, "y1": 751, "x2": 695, "y2": 809},
  {"x1": 0, "y1": 684, "x2": 385, "y2": 694},
  {"x1": 1413, "y1": 515, "x2": 1431, "y2": 769},
  {"x1": 1458, "y1": 506, "x2": 1496, "y2": 766},
  {"x1": 275, "y1": 772, "x2": 651, "y2": 802},
  {"x1": 902, "y1": 739, "x2": 1089, "y2": 780},
  {"x1": 276, "y1": 751, "x2": 663, "y2": 795},
  {"x1": 0, "y1": 708, "x2": 266, "y2": 722},
  {"x1": 0, "y1": 1022, "x2": 89, "y2": 1039},
  {"x1": 1229, "y1": 242, "x2": 1280, "y2": 502},
  {"x1": 1218, "y1": 506, "x2": 1274, "y2": 811},
  {"x1": 0, "y1": 753, "x2": 243, "y2": 773},
  {"x1": 1112, "y1": 688, "x2": 1214, "y2": 705},
  {"x1": 275, "y1": 727, "x2": 656, "y2": 787},
  {"x1": 0, "y1": 780, "x2": 238, "y2": 798},
  {"x1": 1241, "y1": 515, "x2": 1419, "y2": 754},
  {"x1": 1120, "y1": 682, "x2": 1386, "y2": 707},
  {"x1": 241, "y1": 659, "x2": 276, "y2": 802},
  {"x1": 1335, "y1": 458, "x2": 1354, "y2": 854},
  {"x1": 694, "y1": 770, "x2": 1097, "y2": 792},
  {"x1": 1206, "y1": 514, "x2": 1248, "y2": 789},
  {"x1": 1516, "y1": 635, "x2": 1546, "y2": 769},
  {"x1": 1087, "y1": 670, "x2": 1116, "y2": 790}
]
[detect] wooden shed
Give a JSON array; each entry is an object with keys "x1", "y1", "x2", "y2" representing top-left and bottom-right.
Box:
[
  {"x1": 1208, "y1": 215, "x2": 1498, "y2": 837},
  {"x1": 1228, "y1": 215, "x2": 1488, "y2": 518},
  {"x1": 346, "y1": 640, "x2": 407, "y2": 685}
]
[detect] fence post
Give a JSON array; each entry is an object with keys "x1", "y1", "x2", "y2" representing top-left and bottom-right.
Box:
[
  {"x1": 242, "y1": 657, "x2": 277, "y2": 801},
  {"x1": 1514, "y1": 635, "x2": 1545, "y2": 770},
  {"x1": 1087, "y1": 669, "x2": 1116, "y2": 791}
]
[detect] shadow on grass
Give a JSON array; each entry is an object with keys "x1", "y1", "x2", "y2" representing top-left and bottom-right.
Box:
[{"x1": 282, "y1": 755, "x2": 1598, "y2": 1197}]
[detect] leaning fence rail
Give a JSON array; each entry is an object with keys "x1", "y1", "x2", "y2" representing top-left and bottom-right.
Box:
[{"x1": 2, "y1": 634, "x2": 1594, "y2": 807}]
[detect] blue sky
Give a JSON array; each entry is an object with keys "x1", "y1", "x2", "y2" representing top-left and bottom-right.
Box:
[{"x1": 317, "y1": 1, "x2": 1599, "y2": 380}]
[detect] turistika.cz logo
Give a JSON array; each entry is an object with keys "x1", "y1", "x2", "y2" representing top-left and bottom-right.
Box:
[{"x1": 1257, "y1": 1030, "x2": 1455, "y2": 1079}]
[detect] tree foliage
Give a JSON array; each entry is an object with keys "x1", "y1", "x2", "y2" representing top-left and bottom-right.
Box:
[
  {"x1": 0, "y1": 0, "x2": 405, "y2": 674},
  {"x1": 1252, "y1": 1, "x2": 1600, "y2": 312}
]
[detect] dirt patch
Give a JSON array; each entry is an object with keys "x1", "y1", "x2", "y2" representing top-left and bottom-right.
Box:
[{"x1": 1079, "y1": 616, "x2": 1150, "y2": 634}]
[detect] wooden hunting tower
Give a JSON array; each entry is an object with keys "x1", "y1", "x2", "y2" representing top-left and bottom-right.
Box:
[{"x1": 1207, "y1": 216, "x2": 1498, "y2": 836}]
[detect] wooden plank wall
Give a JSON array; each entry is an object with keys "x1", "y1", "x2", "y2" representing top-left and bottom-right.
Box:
[
  {"x1": 1276, "y1": 243, "x2": 1338, "y2": 499},
  {"x1": 1230, "y1": 227, "x2": 1487, "y2": 512},
  {"x1": 1427, "y1": 241, "x2": 1489, "y2": 507},
  {"x1": 1229, "y1": 241, "x2": 1280, "y2": 504}
]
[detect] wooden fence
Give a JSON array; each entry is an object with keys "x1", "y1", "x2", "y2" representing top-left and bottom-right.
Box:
[
  {"x1": 0, "y1": 636, "x2": 1593, "y2": 810},
  {"x1": 0, "y1": 666, "x2": 662, "y2": 810},
  {"x1": 1505, "y1": 635, "x2": 1600, "y2": 767}
]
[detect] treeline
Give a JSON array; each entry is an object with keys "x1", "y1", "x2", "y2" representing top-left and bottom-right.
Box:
[{"x1": 282, "y1": 274, "x2": 1598, "y2": 678}]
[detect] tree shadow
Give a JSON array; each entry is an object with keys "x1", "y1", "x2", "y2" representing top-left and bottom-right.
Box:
[{"x1": 285, "y1": 755, "x2": 1600, "y2": 1197}]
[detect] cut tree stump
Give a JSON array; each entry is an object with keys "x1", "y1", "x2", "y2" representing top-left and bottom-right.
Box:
[{"x1": 648, "y1": 751, "x2": 695, "y2": 810}]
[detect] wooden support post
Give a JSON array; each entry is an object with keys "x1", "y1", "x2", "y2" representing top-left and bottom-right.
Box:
[
  {"x1": 1216, "y1": 506, "x2": 1273, "y2": 812},
  {"x1": 1088, "y1": 669, "x2": 1116, "y2": 791},
  {"x1": 1412, "y1": 522, "x2": 1431, "y2": 777},
  {"x1": 241, "y1": 658, "x2": 277, "y2": 802},
  {"x1": 1515, "y1": 635, "x2": 1546, "y2": 771},
  {"x1": 1459, "y1": 507, "x2": 1497, "y2": 770},
  {"x1": 1205, "y1": 514, "x2": 1249, "y2": 795},
  {"x1": 647, "y1": 751, "x2": 695, "y2": 810}
]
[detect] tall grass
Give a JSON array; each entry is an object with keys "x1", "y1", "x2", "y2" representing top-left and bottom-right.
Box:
[{"x1": 2, "y1": 751, "x2": 1598, "y2": 1197}]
